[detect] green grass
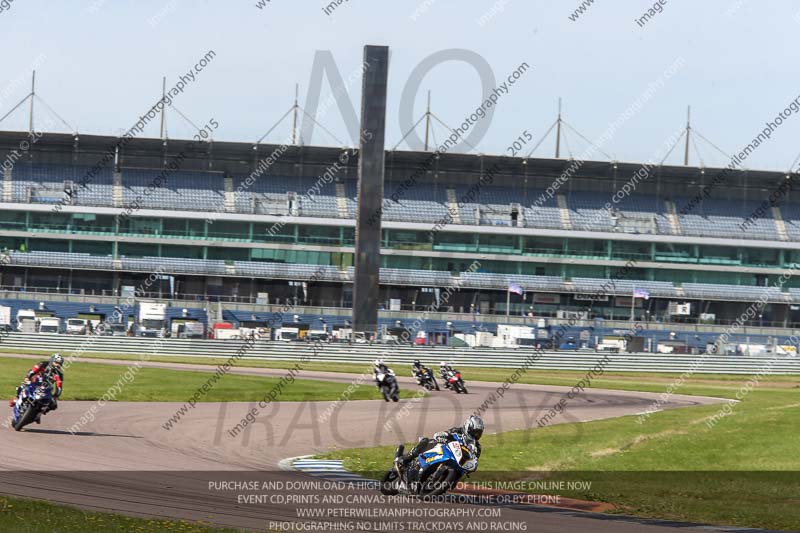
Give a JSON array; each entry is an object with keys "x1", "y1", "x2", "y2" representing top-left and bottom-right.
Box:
[
  {"x1": 4, "y1": 348, "x2": 800, "y2": 528},
  {"x1": 0, "y1": 357, "x2": 417, "y2": 403},
  {"x1": 0, "y1": 495, "x2": 236, "y2": 533},
  {"x1": 4, "y1": 345, "x2": 798, "y2": 397},
  {"x1": 318, "y1": 378, "x2": 800, "y2": 531}
]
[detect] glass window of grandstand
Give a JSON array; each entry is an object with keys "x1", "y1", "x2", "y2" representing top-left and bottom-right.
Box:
[
  {"x1": 72, "y1": 240, "x2": 112, "y2": 256},
  {"x1": 610, "y1": 241, "x2": 650, "y2": 261},
  {"x1": 254, "y1": 222, "x2": 294, "y2": 244},
  {"x1": 741, "y1": 247, "x2": 779, "y2": 267},
  {"x1": 522, "y1": 236, "x2": 564, "y2": 256},
  {"x1": 27, "y1": 211, "x2": 70, "y2": 233},
  {"x1": 563, "y1": 264, "x2": 607, "y2": 279},
  {"x1": 519, "y1": 263, "x2": 558, "y2": 277},
  {"x1": 298, "y1": 225, "x2": 341, "y2": 246},
  {"x1": 477, "y1": 233, "x2": 517, "y2": 253},
  {"x1": 431, "y1": 231, "x2": 472, "y2": 252},
  {"x1": 71, "y1": 213, "x2": 115, "y2": 234},
  {"x1": 161, "y1": 245, "x2": 203, "y2": 259},
  {"x1": 0, "y1": 236, "x2": 26, "y2": 252},
  {"x1": 787, "y1": 250, "x2": 800, "y2": 269},
  {"x1": 250, "y1": 248, "x2": 332, "y2": 266},
  {"x1": 564, "y1": 238, "x2": 607, "y2": 259},
  {"x1": 119, "y1": 217, "x2": 161, "y2": 236},
  {"x1": 28, "y1": 238, "x2": 69, "y2": 253},
  {"x1": 162, "y1": 218, "x2": 206, "y2": 239},
  {"x1": 0, "y1": 210, "x2": 27, "y2": 231},
  {"x1": 387, "y1": 229, "x2": 431, "y2": 250},
  {"x1": 207, "y1": 221, "x2": 249, "y2": 241},
  {"x1": 699, "y1": 245, "x2": 741, "y2": 265},
  {"x1": 119, "y1": 242, "x2": 159, "y2": 258},
  {"x1": 208, "y1": 246, "x2": 249, "y2": 261},
  {"x1": 342, "y1": 227, "x2": 355, "y2": 246},
  {"x1": 654, "y1": 242, "x2": 694, "y2": 263},
  {"x1": 384, "y1": 256, "x2": 432, "y2": 270}
]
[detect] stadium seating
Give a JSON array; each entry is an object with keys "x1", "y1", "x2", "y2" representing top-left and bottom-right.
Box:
[
  {"x1": 122, "y1": 169, "x2": 224, "y2": 211},
  {"x1": 5, "y1": 250, "x2": 798, "y2": 304},
  {"x1": 12, "y1": 164, "x2": 114, "y2": 207},
  {"x1": 6, "y1": 163, "x2": 800, "y2": 243}
]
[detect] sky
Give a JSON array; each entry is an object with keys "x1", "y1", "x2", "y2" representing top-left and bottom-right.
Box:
[{"x1": 0, "y1": 0, "x2": 798, "y2": 171}]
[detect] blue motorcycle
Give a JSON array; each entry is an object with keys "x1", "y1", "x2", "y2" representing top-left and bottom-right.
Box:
[
  {"x1": 380, "y1": 433, "x2": 479, "y2": 497},
  {"x1": 12, "y1": 377, "x2": 54, "y2": 431}
]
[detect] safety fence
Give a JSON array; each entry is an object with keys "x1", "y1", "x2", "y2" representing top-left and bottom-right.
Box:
[{"x1": 1, "y1": 333, "x2": 799, "y2": 375}]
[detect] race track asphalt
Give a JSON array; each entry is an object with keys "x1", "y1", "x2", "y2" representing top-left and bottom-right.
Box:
[{"x1": 0, "y1": 354, "x2": 728, "y2": 532}]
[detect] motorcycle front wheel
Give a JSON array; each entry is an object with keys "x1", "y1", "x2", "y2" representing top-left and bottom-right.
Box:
[
  {"x1": 14, "y1": 404, "x2": 37, "y2": 431},
  {"x1": 418, "y1": 464, "x2": 461, "y2": 497},
  {"x1": 380, "y1": 469, "x2": 400, "y2": 496}
]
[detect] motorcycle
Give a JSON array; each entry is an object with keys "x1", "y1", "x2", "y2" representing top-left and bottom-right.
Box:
[
  {"x1": 376, "y1": 370, "x2": 399, "y2": 402},
  {"x1": 12, "y1": 375, "x2": 54, "y2": 431},
  {"x1": 380, "y1": 433, "x2": 479, "y2": 497},
  {"x1": 415, "y1": 368, "x2": 439, "y2": 391},
  {"x1": 444, "y1": 369, "x2": 468, "y2": 394}
]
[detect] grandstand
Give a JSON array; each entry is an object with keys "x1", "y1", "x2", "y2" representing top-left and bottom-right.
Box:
[{"x1": 1, "y1": 130, "x2": 800, "y2": 338}]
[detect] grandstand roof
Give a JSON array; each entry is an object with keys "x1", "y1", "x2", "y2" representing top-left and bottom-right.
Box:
[{"x1": 0, "y1": 130, "x2": 788, "y2": 190}]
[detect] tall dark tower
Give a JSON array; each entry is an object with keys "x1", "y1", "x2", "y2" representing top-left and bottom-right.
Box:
[{"x1": 352, "y1": 45, "x2": 389, "y2": 336}]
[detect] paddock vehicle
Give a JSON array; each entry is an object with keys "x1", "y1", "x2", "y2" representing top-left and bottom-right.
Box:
[
  {"x1": 443, "y1": 369, "x2": 468, "y2": 394},
  {"x1": 0, "y1": 305, "x2": 11, "y2": 332},
  {"x1": 16, "y1": 309, "x2": 36, "y2": 332},
  {"x1": 380, "y1": 434, "x2": 479, "y2": 497},
  {"x1": 38, "y1": 317, "x2": 63, "y2": 334},
  {"x1": 414, "y1": 367, "x2": 439, "y2": 391},
  {"x1": 376, "y1": 370, "x2": 399, "y2": 402},
  {"x1": 66, "y1": 318, "x2": 88, "y2": 335},
  {"x1": 12, "y1": 375, "x2": 55, "y2": 431},
  {"x1": 138, "y1": 301, "x2": 167, "y2": 337}
]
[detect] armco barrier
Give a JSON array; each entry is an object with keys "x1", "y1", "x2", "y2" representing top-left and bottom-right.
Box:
[{"x1": 1, "y1": 333, "x2": 799, "y2": 375}]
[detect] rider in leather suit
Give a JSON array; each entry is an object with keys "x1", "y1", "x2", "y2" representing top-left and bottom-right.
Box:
[
  {"x1": 10, "y1": 354, "x2": 64, "y2": 424},
  {"x1": 412, "y1": 360, "x2": 439, "y2": 390},
  {"x1": 396, "y1": 415, "x2": 484, "y2": 477}
]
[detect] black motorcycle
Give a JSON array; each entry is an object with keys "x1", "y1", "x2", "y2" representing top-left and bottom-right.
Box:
[
  {"x1": 376, "y1": 370, "x2": 400, "y2": 402},
  {"x1": 414, "y1": 368, "x2": 440, "y2": 391}
]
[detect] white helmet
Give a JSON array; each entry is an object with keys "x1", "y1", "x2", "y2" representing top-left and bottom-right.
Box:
[{"x1": 374, "y1": 359, "x2": 384, "y2": 367}]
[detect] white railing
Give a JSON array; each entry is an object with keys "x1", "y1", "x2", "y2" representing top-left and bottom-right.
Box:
[{"x1": 1, "y1": 333, "x2": 799, "y2": 375}]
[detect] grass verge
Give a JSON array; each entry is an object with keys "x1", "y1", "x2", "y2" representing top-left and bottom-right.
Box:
[
  {"x1": 318, "y1": 379, "x2": 800, "y2": 531},
  {"x1": 0, "y1": 495, "x2": 236, "y2": 533},
  {"x1": 3, "y1": 346, "x2": 798, "y2": 397},
  {"x1": 0, "y1": 357, "x2": 416, "y2": 403}
]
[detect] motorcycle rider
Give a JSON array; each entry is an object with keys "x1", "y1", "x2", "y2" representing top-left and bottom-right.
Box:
[
  {"x1": 395, "y1": 415, "x2": 484, "y2": 477},
  {"x1": 439, "y1": 361, "x2": 456, "y2": 389},
  {"x1": 9, "y1": 354, "x2": 64, "y2": 424},
  {"x1": 412, "y1": 360, "x2": 439, "y2": 390},
  {"x1": 373, "y1": 359, "x2": 392, "y2": 389}
]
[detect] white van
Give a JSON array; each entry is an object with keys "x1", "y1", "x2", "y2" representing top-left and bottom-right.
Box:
[
  {"x1": 66, "y1": 318, "x2": 88, "y2": 335},
  {"x1": 16, "y1": 310, "x2": 37, "y2": 332},
  {"x1": 38, "y1": 317, "x2": 63, "y2": 334}
]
